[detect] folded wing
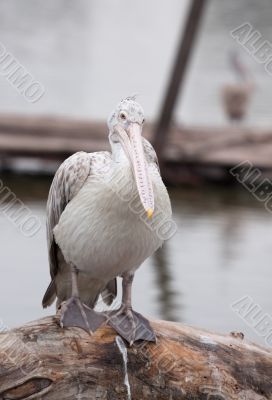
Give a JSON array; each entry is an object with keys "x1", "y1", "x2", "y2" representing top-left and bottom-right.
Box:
[{"x1": 43, "y1": 151, "x2": 93, "y2": 307}]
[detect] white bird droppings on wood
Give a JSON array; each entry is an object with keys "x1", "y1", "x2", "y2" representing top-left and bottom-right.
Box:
[{"x1": 115, "y1": 336, "x2": 131, "y2": 400}]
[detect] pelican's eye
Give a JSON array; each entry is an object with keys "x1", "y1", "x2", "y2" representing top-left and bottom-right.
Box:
[{"x1": 120, "y1": 112, "x2": 127, "y2": 121}]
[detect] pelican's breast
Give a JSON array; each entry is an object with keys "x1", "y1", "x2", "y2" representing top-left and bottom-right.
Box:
[{"x1": 53, "y1": 162, "x2": 172, "y2": 281}]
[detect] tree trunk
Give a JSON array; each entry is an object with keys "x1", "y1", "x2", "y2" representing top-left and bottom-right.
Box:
[{"x1": 0, "y1": 316, "x2": 271, "y2": 399}]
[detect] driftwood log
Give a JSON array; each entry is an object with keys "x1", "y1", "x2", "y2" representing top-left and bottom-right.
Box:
[{"x1": 0, "y1": 316, "x2": 271, "y2": 399}]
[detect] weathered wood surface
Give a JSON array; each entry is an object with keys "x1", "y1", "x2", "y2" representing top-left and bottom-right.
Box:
[
  {"x1": 1, "y1": 113, "x2": 272, "y2": 166},
  {"x1": 0, "y1": 316, "x2": 271, "y2": 399},
  {"x1": 1, "y1": 114, "x2": 272, "y2": 167}
]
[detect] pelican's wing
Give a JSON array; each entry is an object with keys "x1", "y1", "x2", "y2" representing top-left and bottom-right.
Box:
[
  {"x1": 43, "y1": 150, "x2": 112, "y2": 308},
  {"x1": 142, "y1": 138, "x2": 160, "y2": 173},
  {"x1": 46, "y1": 151, "x2": 93, "y2": 279}
]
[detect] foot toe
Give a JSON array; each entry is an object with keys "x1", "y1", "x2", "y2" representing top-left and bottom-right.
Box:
[
  {"x1": 60, "y1": 297, "x2": 106, "y2": 333},
  {"x1": 107, "y1": 309, "x2": 156, "y2": 344}
]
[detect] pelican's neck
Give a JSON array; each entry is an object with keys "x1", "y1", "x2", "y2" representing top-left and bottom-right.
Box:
[{"x1": 111, "y1": 141, "x2": 129, "y2": 165}]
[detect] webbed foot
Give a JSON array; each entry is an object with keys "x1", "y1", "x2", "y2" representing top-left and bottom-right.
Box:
[
  {"x1": 60, "y1": 296, "x2": 106, "y2": 334},
  {"x1": 107, "y1": 306, "x2": 156, "y2": 345}
]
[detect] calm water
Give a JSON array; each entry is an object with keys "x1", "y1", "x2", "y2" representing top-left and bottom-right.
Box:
[{"x1": 0, "y1": 174, "x2": 271, "y2": 348}]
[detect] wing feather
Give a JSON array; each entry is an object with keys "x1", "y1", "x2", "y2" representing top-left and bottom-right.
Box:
[
  {"x1": 46, "y1": 151, "x2": 92, "y2": 279},
  {"x1": 142, "y1": 138, "x2": 160, "y2": 173},
  {"x1": 43, "y1": 150, "x2": 112, "y2": 308}
]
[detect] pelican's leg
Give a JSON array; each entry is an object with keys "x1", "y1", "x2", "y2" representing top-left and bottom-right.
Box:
[
  {"x1": 60, "y1": 264, "x2": 106, "y2": 334},
  {"x1": 108, "y1": 273, "x2": 156, "y2": 345}
]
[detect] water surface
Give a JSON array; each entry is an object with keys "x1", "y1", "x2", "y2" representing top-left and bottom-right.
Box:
[
  {"x1": 0, "y1": 0, "x2": 271, "y2": 125},
  {"x1": 0, "y1": 174, "x2": 271, "y2": 348}
]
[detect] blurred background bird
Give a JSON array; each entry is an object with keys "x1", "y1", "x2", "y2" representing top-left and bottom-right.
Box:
[{"x1": 221, "y1": 51, "x2": 255, "y2": 123}]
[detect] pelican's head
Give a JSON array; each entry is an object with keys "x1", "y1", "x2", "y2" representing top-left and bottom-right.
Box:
[{"x1": 108, "y1": 97, "x2": 154, "y2": 219}]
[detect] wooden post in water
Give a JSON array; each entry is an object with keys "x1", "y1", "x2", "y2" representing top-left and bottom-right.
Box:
[{"x1": 153, "y1": 0, "x2": 207, "y2": 162}]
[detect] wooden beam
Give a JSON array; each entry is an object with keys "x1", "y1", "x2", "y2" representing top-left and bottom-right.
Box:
[
  {"x1": 1, "y1": 114, "x2": 272, "y2": 172},
  {"x1": 153, "y1": 0, "x2": 207, "y2": 160},
  {"x1": 0, "y1": 316, "x2": 271, "y2": 399}
]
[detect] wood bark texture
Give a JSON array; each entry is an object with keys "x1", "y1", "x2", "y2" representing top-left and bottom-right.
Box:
[{"x1": 0, "y1": 316, "x2": 271, "y2": 399}]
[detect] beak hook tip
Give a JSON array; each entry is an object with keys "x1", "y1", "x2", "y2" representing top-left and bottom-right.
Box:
[{"x1": 147, "y1": 209, "x2": 153, "y2": 219}]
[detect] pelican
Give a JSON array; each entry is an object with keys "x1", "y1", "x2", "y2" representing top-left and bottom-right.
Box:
[
  {"x1": 221, "y1": 51, "x2": 255, "y2": 122},
  {"x1": 42, "y1": 97, "x2": 172, "y2": 344}
]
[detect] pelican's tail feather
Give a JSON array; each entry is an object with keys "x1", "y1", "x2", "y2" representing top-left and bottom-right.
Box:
[
  {"x1": 42, "y1": 280, "x2": 56, "y2": 308},
  {"x1": 101, "y1": 278, "x2": 117, "y2": 306}
]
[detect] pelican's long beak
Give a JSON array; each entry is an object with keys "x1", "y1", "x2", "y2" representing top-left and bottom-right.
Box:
[{"x1": 114, "y1": 123, "x2": 154, "y2": 218}]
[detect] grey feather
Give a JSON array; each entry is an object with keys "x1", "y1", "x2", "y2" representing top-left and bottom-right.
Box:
[
  {"x1": 142, "y1": 138, "x2": 160, "y2": 173},
  {"x1": 101, "y1": 279, "x2": 117, "y2": 306},
  {"x1": 42, "y1": 280, "x2": 56, "y2": 308},
  {"x1": 46, "y1": 151, "x2": 92, "y2": 278},
  {"x1": 43, "y1": 151, "x2": 92, "y2": 307}
]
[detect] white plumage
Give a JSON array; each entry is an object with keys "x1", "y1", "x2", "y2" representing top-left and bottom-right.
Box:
[{"x1": 42, "y1": 98, "x2": 172, "y2": 343}]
